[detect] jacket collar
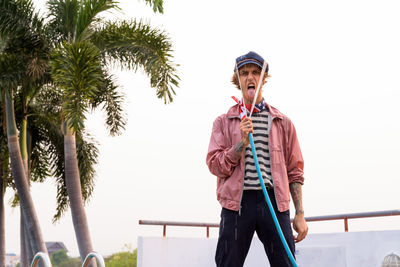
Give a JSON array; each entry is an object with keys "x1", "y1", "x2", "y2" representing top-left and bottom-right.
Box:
[{"x1": 227, "y1": 102, "x2": 284, "y2": 119}]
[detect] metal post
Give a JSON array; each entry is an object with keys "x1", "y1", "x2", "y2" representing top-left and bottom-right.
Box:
[
  {"x1": 163, "y1": 225, "x2": 166, "y2": 237},
  {"x1": 344, "y1": 218, "x2": 349, "y2": 232},
  {"x1": 206, "y1": 227, "x2": 209, "y2": 238}
]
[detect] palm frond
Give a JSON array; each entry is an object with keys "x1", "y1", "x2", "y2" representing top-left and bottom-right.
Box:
[
  {"x1": 0, "y1": 0, "x2": 45, "y2": 49},
  {"x1": 0, "y1": 0, "x2": 35, "y2": 36},
  {"x1": 91, "y1": 20, "x2": 179, "y2": 103},
  {"x1": 76, "y1": 131, "x2": 98, "y2": 204},
  {"x1": 0, "y1": 53, "x2": 26, "y2": 88},
  {"x1": 51, "y1": 41, "x2": 104, "y2": 132},
  {"x1": 75, "y1": 0, "x2": 119, "y2": 42},
  {"x1": 0, "y1": 0, "x2": 50, "y2": 87},
  {"x1": 26, "y1": 110, "x2": 53, "y2": 182},
  {"x1": 141, "y1": 0, "x2": 163, "y2": 14},
  {"x1": 46, "y1": 0, "x2": 79, "y2": 43},
  {"x1": 2, "y1": 34, "x2": 50, "y2": 85},
  {"x1": 91, "y1": 71, "x2": 126, "y2": 136},
  {"x1": 33, "y1": 107, "x2": 67, "y2": 222}
]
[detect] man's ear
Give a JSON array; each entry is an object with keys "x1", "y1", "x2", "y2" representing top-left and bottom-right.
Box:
[
  {"x1": 263, "y1": 78, "x2": 267, "y2": 85},
  {"x1": 262, "y1": 74, "x2": 269, "y2": 85}
]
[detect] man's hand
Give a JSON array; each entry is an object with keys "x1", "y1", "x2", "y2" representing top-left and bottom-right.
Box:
[
  {"x1": 289, "y1": 182, "x2": 308, "y2": 242},
  {"x1": 293, "y1": 213, "x2": 308, "y2": 243},
  {"x1": 239, "y1": 117, "x2": 253, "y2": 146},
  {"x1": 235, "y1": 117, "x2": 253, "y2": 156}
]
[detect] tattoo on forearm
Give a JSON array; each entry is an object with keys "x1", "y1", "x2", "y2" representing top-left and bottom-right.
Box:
[
  {"x1": 290, "y1": 183, "x2": 304, "y2": 215},
  {"x1": 234, "y1": 140, "x2": 245, "y2": 155}
]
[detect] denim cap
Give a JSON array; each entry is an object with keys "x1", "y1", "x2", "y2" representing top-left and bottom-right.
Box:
[{"x1": 234, "y1": 51, "x2": 269, "y2": 73}]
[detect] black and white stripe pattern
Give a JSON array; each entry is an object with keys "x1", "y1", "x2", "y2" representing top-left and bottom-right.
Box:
[{"x1": 244, "y1": 109, "x2": 273, "y2": 190}]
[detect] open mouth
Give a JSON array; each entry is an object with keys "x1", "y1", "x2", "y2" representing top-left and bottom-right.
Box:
[{"x1": 247, "y1": 85, "x2": 255, "y2": 98}]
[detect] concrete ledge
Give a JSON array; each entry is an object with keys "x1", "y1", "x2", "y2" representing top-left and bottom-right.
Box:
[{"x1": 138, "y1": 230, "x2": 400, "y2": 267}]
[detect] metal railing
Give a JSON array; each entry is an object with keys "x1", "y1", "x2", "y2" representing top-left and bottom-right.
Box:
[
  {"x1": 82, "y1": 251, "x2": 105, "y2": 267},
  {"x1": 30, "y1": 252, "x2": 52, "y2": 267},
  {"x1": 139, "y1": 209, "x2": 400, "y2": 237},
  {"x1": 139, "y1": 220, "x2": 219, "y2": 238},
  {"x1": 304, "y1": 209, "x2": 400, "y2": 232}
]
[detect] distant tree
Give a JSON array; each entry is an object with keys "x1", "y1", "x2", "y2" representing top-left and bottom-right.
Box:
[
  {"x1": 51, "y1": 249, "x2": 80, "y2": 267},
  {"x1": 51, "y1": 249, "x2": 69, "y2": 265},
  {"x1": 105, "y1": 249, "x2": 137, "y2": 267}
]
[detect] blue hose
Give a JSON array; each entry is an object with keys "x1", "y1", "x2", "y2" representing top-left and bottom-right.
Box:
[{"x1": 248, "y1": 133, "x2": 298, "y2": 267}]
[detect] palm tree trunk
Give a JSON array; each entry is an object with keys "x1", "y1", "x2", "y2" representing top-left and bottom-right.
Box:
[
  {"x1": 64, "y1": 128, "x2": 96, "y2": 266},
  {"x1": 20, "y1": 118, "x2": 30, "y2": 267},
  {"x1": 25, "y1": 223, "x2": 34, "y2": 266},
  {"x1": 4, "y1": 89, "x2": 48, "y2": 257},
  {"x1": 0, "y1": 158, "x2": 5, "y2": 267},
  {"x1": 20, "y1": 215, "x2": 34, "y2": 267},
  {"x1": 20, "y1": 214, "x2": 28, "y2": 267}
]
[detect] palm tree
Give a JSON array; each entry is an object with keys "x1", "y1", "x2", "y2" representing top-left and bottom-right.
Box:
[
  {"x1": 47, "y1": 0, "x2": 179, "y2": 263},
  {"x1": 0, "y1": 0, "x2": 50, "y2": 260},
  {"x1": 2, "y1": 79, "x2": 100, "y2": 267}
]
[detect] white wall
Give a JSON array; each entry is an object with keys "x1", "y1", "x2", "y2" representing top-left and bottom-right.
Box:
[{"x1": 138, "y1": 230, "x2": 400, "y2": 267}]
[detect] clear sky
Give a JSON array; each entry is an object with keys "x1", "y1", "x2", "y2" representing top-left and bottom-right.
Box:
[{"x1": 4, "y1": 0, "x2": 400, "y2": 258}]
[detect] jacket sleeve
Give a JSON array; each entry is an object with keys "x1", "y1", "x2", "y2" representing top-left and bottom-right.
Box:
[
  {"x1": 206, "y1": 116, "x2": 242, "y2": 179},
  {"x1": 284, "y1": 118, "x2": 305, "y2": 184}
]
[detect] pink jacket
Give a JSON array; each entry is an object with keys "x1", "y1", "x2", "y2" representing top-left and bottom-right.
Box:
[{"x1": 206, "y1": 103, "x2": 304, "y2": 212}]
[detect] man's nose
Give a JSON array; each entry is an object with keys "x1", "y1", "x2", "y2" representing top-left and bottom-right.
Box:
[{"x1": 247, "y1": 73, "x2": 255, "y2": 82}]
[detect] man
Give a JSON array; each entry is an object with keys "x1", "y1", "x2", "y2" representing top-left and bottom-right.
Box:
[{"x1": 206, "y1": 51, "x2": 308, "y2": 267}]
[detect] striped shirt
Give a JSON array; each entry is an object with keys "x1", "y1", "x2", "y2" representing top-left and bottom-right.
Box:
[{"x1": 244, "y1": 109, "x2": 273, "y2": 190}]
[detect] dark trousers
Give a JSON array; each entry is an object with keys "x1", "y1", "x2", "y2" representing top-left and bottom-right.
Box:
[{"x1": 215, "y1": 189, "x2": 295, "y2": 267}]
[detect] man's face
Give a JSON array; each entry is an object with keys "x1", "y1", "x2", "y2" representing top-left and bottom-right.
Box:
[{"x1": 238, "y1": 64, "x2": 265, "y2": 104}]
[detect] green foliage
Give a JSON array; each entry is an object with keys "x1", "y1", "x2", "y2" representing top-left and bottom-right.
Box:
[
  {"x1": 105, "y1": 249, "x2": 137, "y2": 267},
  {"x1": 142, "y1": 0, "x2": 164, "y2": 14},
  {"x1": 0, "y1": 53, "x2": 26, "y2": 88},
  {"x1": 46, "y1": 0, "x2": 80, "y2": 43},
  {"x1": 75, "y1": 0, "x2": 119, "y2": 42},
  {"x1": 91, "y1": 19, "x2": 179, "y2": 103},
  {"x1": 51, "y1": 41, "x2": 103, "y2": 132},
  {"x1": 51, "y1": 249, "x2": 69, "y2": 265},
  {"x1": 50, "y1": 250, "x2": 80, "y2": 267},
  {"x1": 90, "y1": 72, "x2": 126, "y2": 136}
]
